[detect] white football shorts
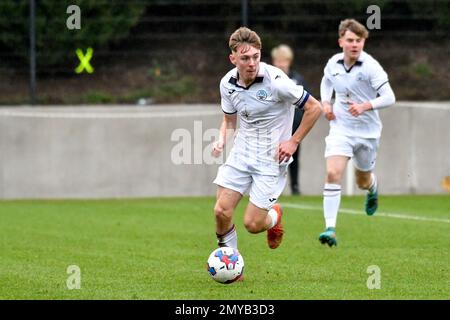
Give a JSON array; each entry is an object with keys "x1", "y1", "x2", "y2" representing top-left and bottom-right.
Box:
[
  {"x1": 213, "y1": 164, "x2": 288, "y2": 210},
  {"x1": 324, "y1": 134, "x2": 379, "y2": 171}
]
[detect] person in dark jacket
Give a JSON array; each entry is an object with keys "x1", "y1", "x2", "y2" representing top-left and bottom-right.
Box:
[{"x1": 271, "y1": 44, "x2": 309, "y2": 195}]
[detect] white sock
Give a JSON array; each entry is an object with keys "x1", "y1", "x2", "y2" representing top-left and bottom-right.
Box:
[
  {"x1": 323, "y1": 183, "x2": 341, "y2": 228},
  {"x1": 368, "y1": 173, "x2": 378, "y2": 194},
  {"x1": 216, "y1": 224, "x2": 238, "y2": 249},
  {"x1": 268, "y1": 208, "x2": 278, "y2": 229}
]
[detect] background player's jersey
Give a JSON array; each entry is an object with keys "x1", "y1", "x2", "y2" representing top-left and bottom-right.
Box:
[
  {"x1": 220, "y1": 62, "x2": 309, "y2": 176},
  {"x1": 323, "y1": 51, "x2": 389, "y2": 139}
]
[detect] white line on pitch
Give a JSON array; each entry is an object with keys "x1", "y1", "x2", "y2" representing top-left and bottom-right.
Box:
[{"x1": 282, "y1": 203, "x2": 450, "y2": 224}]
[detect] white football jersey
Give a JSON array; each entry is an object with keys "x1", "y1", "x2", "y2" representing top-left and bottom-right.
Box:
[
  {"x1": 220, "y1": 62, "x2": 310, "y2": 176},
  {"x1": 323, "y1": 51, "x2": 389, "y2": 139}
]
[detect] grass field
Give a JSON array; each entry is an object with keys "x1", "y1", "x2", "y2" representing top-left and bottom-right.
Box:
[{"x1": 0, "y1": 195, "x2": 449, "y2": 300}]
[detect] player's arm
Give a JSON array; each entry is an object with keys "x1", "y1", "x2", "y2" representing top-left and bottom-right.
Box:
[
  {"x1": 320, "y1": 76, "x2": 335, "y2": 121},
  {"x1": 212, "y1": 113, "x2": 237, "y2": 157},
  {"x1": 213, "y1": 80, "x2": 238, "y2": 157},
  {"x1": 348, "y1": 83, "x2": 396, "y2": 117},
  {"x1": 278, "y1": 95, "x2": 322, "y2": 163},
  {"x1": 369, "y1": 82, "x2": 396, "y2": 109},
  {"x1": 348, "y1": 63, "x2": 396, "y2": 117}
]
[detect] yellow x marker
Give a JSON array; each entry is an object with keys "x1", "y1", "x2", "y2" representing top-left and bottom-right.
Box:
[{"x1": 75, "y1": 48, "x2": 94, "y2": 74}]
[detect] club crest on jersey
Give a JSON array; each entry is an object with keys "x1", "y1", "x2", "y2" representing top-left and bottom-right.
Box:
[
  {"x1": 356, "y1": 72, "x2": 365, "y2": 81},
  {"x1": 256, "y1": 89, "x2": 268, "y2": 101}
]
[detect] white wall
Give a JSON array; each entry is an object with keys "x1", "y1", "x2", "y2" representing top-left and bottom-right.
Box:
[{"x1": 0, "y1": 102, "x2": 448, "y2": 199}]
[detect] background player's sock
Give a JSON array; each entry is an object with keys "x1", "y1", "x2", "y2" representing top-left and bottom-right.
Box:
[
  {"x1": 216, "y1": 224, "x2": 238, "y2": 249},
  {"x1": 323, "y1": 183, "x2": 341, "y2": 228}
]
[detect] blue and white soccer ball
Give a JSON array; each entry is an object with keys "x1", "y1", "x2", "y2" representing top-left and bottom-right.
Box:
[{"x1": 206, "y1": 247, "x2": 244, "y2": 284}]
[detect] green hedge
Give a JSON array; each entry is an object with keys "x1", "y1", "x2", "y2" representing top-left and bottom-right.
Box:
[{"x1": 0, "y1": 0, "x2": 145, "y2": 68}]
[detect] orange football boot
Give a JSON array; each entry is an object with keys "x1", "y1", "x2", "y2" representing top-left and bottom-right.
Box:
[{"x1": 267, "y1": 203, "x2": 284, "y2": 249}]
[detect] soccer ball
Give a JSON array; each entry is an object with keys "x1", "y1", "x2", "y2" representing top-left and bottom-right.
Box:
[{"x1": 206, "y1": 247, "x2": 244, "y2": 284}]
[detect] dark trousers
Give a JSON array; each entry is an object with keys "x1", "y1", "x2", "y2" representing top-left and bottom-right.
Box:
[{"x1": 289, "y1": 108, "x2": 304, "y2": 194}]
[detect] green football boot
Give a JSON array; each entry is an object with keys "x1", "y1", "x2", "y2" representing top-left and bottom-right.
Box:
[
  {"x1": 365, "y1": 191, "x2": 378, "y2": 216},
  {"x1": 318, "y1": 227, "x2": 337, "y2": 247}
]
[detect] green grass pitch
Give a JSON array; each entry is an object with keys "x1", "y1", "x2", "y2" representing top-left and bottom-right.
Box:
[{"x1": 0, "y1": 195, "x2": 449, "y2": 299}]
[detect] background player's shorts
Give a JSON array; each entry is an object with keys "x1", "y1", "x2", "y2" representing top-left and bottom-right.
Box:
[
  {"x1": 324, "y1": 134, "x2": 379, "y2": 171},
  {"x1": 213, "y1": 164, "x2": 288, "y2": 210}
]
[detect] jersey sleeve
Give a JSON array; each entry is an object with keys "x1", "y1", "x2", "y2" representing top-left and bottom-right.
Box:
[
  {"x1": 320, "y1": 76, "x2": 334, "y2": 103},
  {"x1": 369, "y1": 60, "x2": 389, "y2": 91},
  {"x1": 219, "y1": 80, "x2": 236, "y2": 114},
  {"x1": 273, "y1": 73, "x2": 310, "y2": 110},
  {"x1": 369, "y1": 82, "x2": 396, "y2": 109},
  {"x1": 323, "y1": 59, "x2": 333, "y2": 81}
]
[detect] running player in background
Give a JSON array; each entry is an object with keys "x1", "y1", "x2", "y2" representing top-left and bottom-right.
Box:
[
  {"x1": 211, "y1": 27, "x2": 322, "y2": 251},
  {"x1": 319, "y1": 19, "x2": 396, "y2": 247}
]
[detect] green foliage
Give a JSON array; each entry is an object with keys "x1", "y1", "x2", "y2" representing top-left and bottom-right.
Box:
[
  {"x1": 413, "y1": 62, "x2": 433, "y2": 78},
  {"x1": 408, "y1": 0, "x2": 450, "y2": 30},
  {"x1": 0, "y1": 0, "x2": 145, "y2": 68},
  {"x1": 84, "y1": 91, "x2": 115, "y2": 104},
  {"x1": 121, "y1": 61, "x2": 198, "y2": 103}
]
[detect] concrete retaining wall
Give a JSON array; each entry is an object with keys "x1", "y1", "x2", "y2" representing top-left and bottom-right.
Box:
[{"x1": 0, "y1": 102, "x2": 448, "y2": 199}]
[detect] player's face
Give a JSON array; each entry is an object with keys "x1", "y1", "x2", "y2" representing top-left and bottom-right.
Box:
[
  {"x1": 339, "y1": 30, "x2": 365, "y2": 62},
  {"x1": 230, "y1": 44, "x2": 261, "y2": 85}
]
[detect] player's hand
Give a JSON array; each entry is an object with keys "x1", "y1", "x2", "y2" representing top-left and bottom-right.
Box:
[
  {"x1": 348, "y1": 101, "x2": 372, "y2": 117},
  {"x1": 212, "y1": 140, "x2": 224, "y2": 157},
  {"x1": 323, "y1": 102, "x2": 335, "y2": 121},
  {"x1": 278, "y1": 140, "x2": 298, "y2": 164}
]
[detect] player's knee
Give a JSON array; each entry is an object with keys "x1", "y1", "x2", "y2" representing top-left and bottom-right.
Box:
[
  {"x1": 326, "y1": 168, "x2": 342, "y2": 183},
  {"x1": 214, "y1": 204, "x2": 232, "y2": 222},
  {"x1": 243, "y1": 220, "x2": 261, "y2": 234}
]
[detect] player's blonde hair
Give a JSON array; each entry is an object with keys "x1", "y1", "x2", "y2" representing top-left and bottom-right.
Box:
[
  {"x1": 271, "y1": 44, "x2": 294, "y2": 62},
  {"x1": 338, "y1": 19, "x2": 369, "y2": 39},
  {"x1": 229, "y1": 27, "x2": 262, "y2": 53}
]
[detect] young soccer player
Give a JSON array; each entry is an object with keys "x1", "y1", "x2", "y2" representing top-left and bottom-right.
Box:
[
  {"x1": 212, "y1": 27, "x2": 322, "y2": 250},
  {"x1": 319, "y1": 19, "x2": 396, "y2": 247}
]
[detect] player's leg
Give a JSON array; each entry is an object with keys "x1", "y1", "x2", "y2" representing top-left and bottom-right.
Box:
[
  {"x1": 214, "y1": 186, "x2": 242, "y2": 248},
  {"x1": 213, "y1": 165, "x2": 251, "y2": 249},
  {"x1": 355, "y1": 169, "x2": 374, "y2": 189},
  {"x1": 320, "y1": 134, "x2": 354, "y2": 247},
  {"x1": 324, "y1": 155, "x2": 349, "y2": 227},
  {"x1": 243, "y1": 202, "x2": 274, "y2": 234},
  {"x1": 353, "y1": 138, "x2": 379, "y2": 215},
  {"x1": 319, "y1": 155, "x2": 349, "y2": 246},
  {"x1": 244, "y1": 169, "x2": 287, "y2": 249},
  {"x1": 243, "y1": 200, "x2": 284, "y2": 250},
  {"x1": 355, "y1": 169, "x2": 378, "y2": 215}
]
